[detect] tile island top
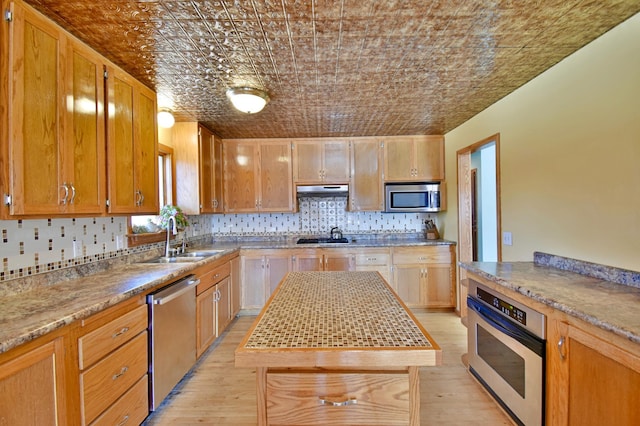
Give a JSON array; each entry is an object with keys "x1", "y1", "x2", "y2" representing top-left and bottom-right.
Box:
[{"x1": 236, "y1": 271, "x2": 441, "y2": 368}]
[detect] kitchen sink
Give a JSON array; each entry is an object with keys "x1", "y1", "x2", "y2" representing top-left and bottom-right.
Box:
[
  {"x1": 140, "y1": 249, "x2": 227, "y2": 264},
  {"x1": 296, "y1": 237, "x2": 349, "y2": 244}
]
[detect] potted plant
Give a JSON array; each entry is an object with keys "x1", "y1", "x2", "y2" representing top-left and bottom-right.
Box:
[{"x1": 158, "y1": 205, "x2": 189, "y2": 231}]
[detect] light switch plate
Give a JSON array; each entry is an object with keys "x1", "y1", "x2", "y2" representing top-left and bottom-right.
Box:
[{"x1": 502, "y1": 231, "x2": 513, "y2": 246}]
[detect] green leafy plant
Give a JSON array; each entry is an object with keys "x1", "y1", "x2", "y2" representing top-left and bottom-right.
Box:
[{"x1": 158, "y1": 205, "x2": 189, "y2": 230}]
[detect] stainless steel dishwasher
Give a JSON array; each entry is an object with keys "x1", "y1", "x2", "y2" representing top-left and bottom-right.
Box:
[{"x1": 147, "y1": 274, "x2": 199, "y2": 411}]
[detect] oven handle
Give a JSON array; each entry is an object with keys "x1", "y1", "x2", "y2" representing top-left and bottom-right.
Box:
[{"x1": 467, "y1": 297, "x2": 545, "y2": 356}]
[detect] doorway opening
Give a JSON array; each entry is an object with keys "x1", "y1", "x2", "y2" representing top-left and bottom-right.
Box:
[{"x1": 457, "y1": 134, "x2": 501, "y2": 312}]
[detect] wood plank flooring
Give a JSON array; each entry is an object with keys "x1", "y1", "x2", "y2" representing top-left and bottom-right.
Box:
[{"x1": 143, "y1": 310, "x2": 513, "y2": 425}]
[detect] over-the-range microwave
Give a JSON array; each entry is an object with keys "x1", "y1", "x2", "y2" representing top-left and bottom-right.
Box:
[{"x1": 384, "y1": 182, "x2": 442, "y2": 213}]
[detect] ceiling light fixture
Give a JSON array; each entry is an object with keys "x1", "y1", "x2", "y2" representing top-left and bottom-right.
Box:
[
  {"x1": 157, "y1": 108, "x2": 175, "y2": 128},
  {"x1": 226, "y1": 87, "x2": 270, "y2": 114}
]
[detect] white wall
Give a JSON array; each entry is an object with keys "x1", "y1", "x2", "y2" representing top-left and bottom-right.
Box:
[{"x1": 442, "y1": 13, "x2": 640, "y2": 272}]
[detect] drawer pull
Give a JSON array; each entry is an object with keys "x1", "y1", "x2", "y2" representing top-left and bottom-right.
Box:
[
  {"x1": 112, "y1": 327, "x2": 129, "y2": 338},
  {"x1": 112, "y1": 366, "x2": 129, "y2": 380},
  {"x1": 318, "y1": 397, "x2": 357, "y2": 407},
  {"x1": 117, "y1": 415, "x2": 130, "y2": 426}
]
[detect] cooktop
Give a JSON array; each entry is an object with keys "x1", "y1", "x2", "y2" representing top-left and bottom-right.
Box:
[{"x1": 296, "y1": 237, "x2": 349, "y2": 244}]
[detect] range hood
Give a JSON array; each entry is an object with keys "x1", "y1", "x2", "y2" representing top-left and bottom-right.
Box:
[{"x1": 296, "y1": 184, "x2": 349, "y2": 197}]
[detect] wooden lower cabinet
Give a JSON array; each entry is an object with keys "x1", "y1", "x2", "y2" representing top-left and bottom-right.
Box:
[
  {"x1": 354, "y1": 248, "x2": 391, "y2": 285},
  {"x1": 77, "y1": 298, "x2": 149, "y2": 425},
  {"x1": 293, "y1": 249, "x2": 355, "y2": 272},
  {"x1": 230, "y1": 256, "x2": 241, "y2": 318},
  {"x1": 195, "y1": 258, "x2": 234, "y2": 358},
  {"x1": 0, "y1": 334, "x2": 68, "y2": 426},
  {"x1": 392, "y1": 245, "x2": 456, "y2": 308},
  {"x1": 241, "y1": 250, "x2": 293, "y2": 310},
  {"x1": 266, "y1": 370, "x2": 410, "y2": 425},
  {"x1": 547, "y1": 315, "x2": 640, "y2": 426}
]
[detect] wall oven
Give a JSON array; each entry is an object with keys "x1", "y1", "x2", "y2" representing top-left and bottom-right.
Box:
[
  {"x1": 384, "y1": 182, "x2": 441, "y2": 212},
  {"x1": 467, "y1": 279, "x2": 546, "y2": 426}
]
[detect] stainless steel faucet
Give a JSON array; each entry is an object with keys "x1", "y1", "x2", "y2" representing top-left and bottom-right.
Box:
[{"x1": 165, "y1": 216, "x2": 177, "y2": 258}]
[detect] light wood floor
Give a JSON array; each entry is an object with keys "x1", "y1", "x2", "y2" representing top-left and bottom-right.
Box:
[{"x1": 143, "y1": 310, "x2": 513, "y2": 425}]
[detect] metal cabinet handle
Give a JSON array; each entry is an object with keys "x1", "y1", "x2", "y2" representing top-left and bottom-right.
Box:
[
  {"x1": 112, "y1": 366, "x2": 129, "y2": 380},
  {"x1": 112, "y1": 327, "x2": 129, "y2": 339},
  {"x1": 319, "y1": 397, "x2": 357, "y2": 407},
  {"x1": 69, "y1": 183, "x2": 76, "y2": 204},
  {"x1": 60, "y1": 183, "x2": 69, "y2": 205},
  {"x1": 116, "y1": 415, "x2": 130, "y2": 426},
  {"x1": 558, "y1": 336, "x2": 566, "y2": 360},
  {"x1": 139, "y1": 191, "x2": 144, "y2": 205}
]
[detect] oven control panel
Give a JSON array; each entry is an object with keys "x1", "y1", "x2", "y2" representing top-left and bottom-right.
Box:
[{"x1": 476, "y1": 286, "x2": 527, "y2": 326}]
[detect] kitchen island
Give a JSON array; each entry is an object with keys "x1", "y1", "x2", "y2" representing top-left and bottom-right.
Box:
[{"x1": 235, "y1": 271, "x2": 441, "y2": 426}]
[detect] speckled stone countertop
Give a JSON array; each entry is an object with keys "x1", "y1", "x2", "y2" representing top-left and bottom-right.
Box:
[
  {"x1": 0, "y1": 234, "x2": 451, "y2": 355},
  {"x1": 460, "y1": 254, "x2": 640, "y2": 345}
]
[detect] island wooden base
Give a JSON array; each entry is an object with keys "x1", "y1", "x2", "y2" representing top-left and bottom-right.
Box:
[{"x1": 255, "y1": 366, "x2": 421, "y2": 426}]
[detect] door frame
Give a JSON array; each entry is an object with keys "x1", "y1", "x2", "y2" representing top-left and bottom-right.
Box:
[{"x1": 456, "y1": 134, "x2": 502, "y2": 314}]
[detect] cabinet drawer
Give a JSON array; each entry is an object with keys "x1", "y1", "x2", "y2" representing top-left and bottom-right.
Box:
[
  {"x1": 89, "y1": 375, "x2": 149, "y2": 426},
  {"x1": 393, "y1": 246, "x2": 451, "y2": 264},
  {"x1": 354, "y1": 252, "x2": 390, "y2": 266},
  {"x1": 266, "y1": 371, "x2": 409, "y2": 425},
  {"x1": 79, "y1": 304, "x2": 147, "y2": 369},
  {"x1": 80, "y1": 331, "x2": 148, "y2": 424},
  {"x1": 197, "y1": 262, "x2": 231, "y2": 295}
]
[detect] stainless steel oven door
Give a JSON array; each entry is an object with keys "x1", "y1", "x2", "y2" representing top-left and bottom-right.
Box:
[{"x1": 468, "y1": 298, "x2": 545, "y2": 426}]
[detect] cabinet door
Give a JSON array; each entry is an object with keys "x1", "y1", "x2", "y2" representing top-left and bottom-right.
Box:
[
  {"x1": 294, "y1": 254, "x2": 323, "y2": 271},
  {"x1": 230, "y1": 256, "x2": 241, "y2": 317},
  {"x1": 324, "y1": 253, "x2": 355, "y2": 271},
  {"x1": 259, "y1": 141, "x2": 294, "y2": 212},
  {"x1": 198, "y1": 125, "x2": 215, "y2": 213},
  {"x1": 548, "y1": 320, "x2": 640, "y2": 425},
  {"x1": 106, "y1": 69, "x2": 136, "y2": 213},
  {"x1": 212, "y1": 134, "x2": 224, "y2": 212},
  {"x1": 216, "y1": 277, "x2": 231, "y2": 334},
  {"x1": 424, "y1": 264, "x2": 453, "y2": 308},
  {"x1": 65, "y1": 40, "x2": 105, "y2": 214},
  {"x1": 8, "y1": 2, "x2": 65, "y2": 215},
  {"x1": 134, "y1": 86, "x2": 158, "y2": 213},
  {"x1": 393, "y1": 265, "x2": 423, "y2": 307},
  {"x1": 293, "y1": 140, "x2": 323, "y2": 182},
  {"x1": 322, "y1": 140, "x2": 350, "y2": 183},
  {"x1": 0, "y1": 337, "x2": 67, "y2": 426},
  {"x1": 350, "y1": 139, "x2": 383, "y2": 211},
  {"x1": 196, "y1": 285, "x2": 216, "y2": 358},
  {"x1": 414, "y1": 136, "x2": 444, "y2": 181},
  {"x1": 266, "y1": 255, "x2": 292, "y2": 296},
  {"x1": 224, "y1": 141, "x2": 259, "y2": 212},
  {"x1": 106, "y1": 67, "x2": 158, "y2": 214},
  {"x1": 241, "y1": 256, "x2": 267, "y2": 309},
  {"x1": 384, "y1": 137, "x2": 415, "y2": 181}
]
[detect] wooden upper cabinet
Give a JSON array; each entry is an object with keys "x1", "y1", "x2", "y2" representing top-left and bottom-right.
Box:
[
  {"x1": 223, "y1": 139, "x2": 293, "y2": 213},
  {"x1": 384, "y1": 135, "x2": 444, "y2": 182},
  {"x1": 350, "y1": 138, "x2": 383, "y2": 211},
  {"x1": 173, "y1": 123, "x2": 223, "y2": 214},
  {"x1": 106, "y1": 66, "x2": 158, "y2": 214},
  {"x1": 4, "y1": 1, "x2": 105, "y2": 216},
  {"x1": 293, "y1": 139, "x2": 350, "y2": 184}
]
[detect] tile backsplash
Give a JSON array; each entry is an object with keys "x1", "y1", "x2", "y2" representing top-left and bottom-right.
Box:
[{"x1": 0, "y1": 196, "x2": 437, "y2": 282}]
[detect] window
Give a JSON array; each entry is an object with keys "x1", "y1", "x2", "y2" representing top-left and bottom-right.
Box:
[{"x1": 128, "y1": 144, "x2": 175, "y2": 245}]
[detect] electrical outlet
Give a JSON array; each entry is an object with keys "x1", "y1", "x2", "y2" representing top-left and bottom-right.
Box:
[
  {"x1": 72, "y1": 239, "x2": 83, "y2": 257},
  {"x1": 502, "y1": 231, "x2": 513, "y2": 246},
  {"x1": 116, "y1": 235, "x2": 124, "y2": 250}
]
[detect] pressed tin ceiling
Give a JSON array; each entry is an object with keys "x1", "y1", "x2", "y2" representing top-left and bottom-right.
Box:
[{"x1": 24, "y1": 0, "x2": 640, "y2": 139}]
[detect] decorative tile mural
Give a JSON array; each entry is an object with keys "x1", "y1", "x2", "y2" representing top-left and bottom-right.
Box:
[{"x1": 0, "y1": 196, "x2": 437, "y2": 282}]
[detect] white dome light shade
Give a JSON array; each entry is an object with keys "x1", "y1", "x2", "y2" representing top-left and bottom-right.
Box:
[
  {"x1": 157, "y1": 109, "x2": 175, "y2": 128},
  {"x1": 226, "y1": 87, "x2": 270, "y2": 114}
]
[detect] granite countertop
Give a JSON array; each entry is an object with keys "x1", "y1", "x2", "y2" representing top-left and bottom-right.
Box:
[
  {"x1": 461, "y1": 259, "x2": 640, "y2": 345},
  {"x1": 0, "y1": 234, "x2": 452, "y2": 355},
  {"x1": 236, "y1": 271, "x2": 441, "y2": 368}
]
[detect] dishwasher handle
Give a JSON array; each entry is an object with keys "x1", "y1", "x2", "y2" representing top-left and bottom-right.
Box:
[{"x1": 150, "y1": 275, "x2": 200, "y2": 305}]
